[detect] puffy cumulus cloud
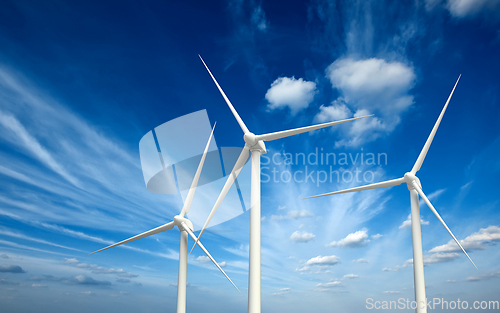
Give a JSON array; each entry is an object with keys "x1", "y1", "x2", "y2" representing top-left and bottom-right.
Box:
[
  {"x1": 343, "y1": 274, "x2": 359, "y2": 279},
  {"x1": 327, "y1": 230, "x2": 370, "y2": 247},
  {"x1": 306, "y1": 255, "x2": 341, "y2": 266},
  {"x1": 69, "y1": 275, "x2": 111, "y2": 286},
  {"x1": 353, "y1": 258, "x2": 369, "y2": 263},
  {"x1": 382, "y1": 259, "x2": 413, "y2": 272},
  {"x1": 314, "y1": 99, "x2": 352, "y2": 123},
  {"x1": 384, "y1": 252, "x2": 461, "y2": 271},
  {"x1": 290, "y1": 231, "x2": 315, "y2": 243},
  {"x1": 429, "y1": 225, "x2": 500, "y2": 253},
  {"x1": 399, "y1": 214, "x2": 429, "y2": 229},
  {"x1": 265, "y1": 77, "x2": 317, "y2": 115},
  {"x1": 196, "y1": 256, "x2": 210, "y2": 263},
  {"x1": 315, "y1": 280, "x2": 348, "y2": 292},
  {"x1": 319, "y1": 58, "x2": 416, "y2": 147},
  {"x1": 326, "y1": 58, "x2": 415, "y2": 97},
  {"x1": 424, "y1": 252, "x2": 460, "y2": 264},
  {"x1": 316, "y1": 281, "x2": 342, "y2": 288},
  {"x1": 0, "y1": 265, "x2": 26, "y2": 273}
]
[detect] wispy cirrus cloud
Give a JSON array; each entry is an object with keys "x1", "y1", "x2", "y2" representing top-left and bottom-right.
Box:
[{"x1": 270, "y1": 209, "x2": 314, "y2": 221}]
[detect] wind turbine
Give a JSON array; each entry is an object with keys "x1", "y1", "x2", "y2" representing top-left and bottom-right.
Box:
[
  {"x1": 304, "y1": 76, "x2": 477, "y2": 313},
  {"x1": 90, "y1": 123, "x2": 239, "y2": 313},
  {"x1": 193, "y1": 55, "x2": 373, "y2": 313}
]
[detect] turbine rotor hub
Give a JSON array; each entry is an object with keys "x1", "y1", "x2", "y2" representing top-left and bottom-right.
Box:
[
  {"x1": 404, "y1": 172, "x2": 422, "y2": 190},
  {"x1": 173, "y1": 215, "x2": 194, "y2": 232},
  {"x1": 244, "y1": 132, "x2": 267, "y2": 154},
  {"x1": 243, "y1": 132, "x2": 257, "y2": 146}
]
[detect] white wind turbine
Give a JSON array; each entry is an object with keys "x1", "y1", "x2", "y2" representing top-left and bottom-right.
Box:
[
  {"x1": 304, "y1": 76, "x2": 477, "y2": 313},
  {"x1": 192, "y1": 55, "x2": 373, "y2": 313},
  {"x1": 90, "y1": 123, "x2": 239, "y2": 313}
]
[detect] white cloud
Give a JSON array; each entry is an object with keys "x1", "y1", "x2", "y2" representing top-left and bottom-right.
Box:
[
  {"x1": 0, "y1": 110, "x2": 79, "y2": 187},
  {"x1": 320, "y1": 57, "x2": 416, "y2": 147},
  {"x1": 425, "y1": 0, "x2": 500, "y2": 18},
  {"x1": 61, "y1": 258, "x2": 80, "y2": 264},
  {"x1": 423, "y1": 252, "x2": 460, "y2": 264},
  {"x1": 327, "y1": 230, "x2": 370, "y2": 247},
  {"x1": 383, "y1": 259, "x2": 413, "y2": 271},
  {"x1": 296, "y1": 266, "x2": 310, "y2": 272},
  {"x1": 429, "y1": 225, "x2": 500, "y2": 253},
  {"x1": 251, "y1": 5, "x2": 268, "y2": 31},
  {"x1": 419, "y1": 188, "x2": 446, "y2": 207},
  {"x1": 465, "y1": 271, "x2": 500, "y2": 282},
  {"x1": 219, "y1": 261, "x2": 227, "y2": 268},
  {"x1": 354, "y1": 258, "x2": 369, "y2": 263},
  {"x1": 399, "y1": 214, "x2": 429, "y2": 229},
  {"x1": 316, "y1": 281, "x2": 342, "y2": 288},
  {"x1": 372, "y1": 234, "x2": 383, "y2": 239},
  {"x1": 314, "y1": 99, "x2": 352, "y2": 123},
  {"x1": 384, "y1": 252, "x2": 461, "y2": 271},
  {"x1": 271, "y1": 287, "x2": 291, "y2": 296},
  {"x1": 61, "y1": 258, "x2": 139, "y2": 277},
  {"x1": 196, "y1": 256, "x2": 210, "y2": 263},
  {"x1": 266, "y1": 77, "x2": 317, "y2": 115},
  {"x1": 306, "y1": 255, "x2": 341, "y2": 266},
  {"x1": 343, "y1": 274, "x2": 359, "y2": 279},
  {"x1": 290, "y1": 231, "x2": 315, "y2": 243},
  {"x1": 446, "y1": 0, "x2": 500, "y2": 18},
  {"x1": 383, "y1": 291, "x2": 401, "y2": 294},
  {"x1": 271, "y1": 210, "x2": 314, "y2": 221}
]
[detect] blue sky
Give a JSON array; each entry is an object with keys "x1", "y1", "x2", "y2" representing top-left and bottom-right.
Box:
[{"x1": 0, "y1": 0, "x2": 499, "y2": 312}]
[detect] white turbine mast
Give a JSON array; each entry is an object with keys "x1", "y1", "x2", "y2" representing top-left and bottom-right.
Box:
[
  {"x1": 90, "y1": 123, "x2": 239, "y2": 313},
  {"x1": 304, "y1": 75, "x2": 477, "y2": 313},
  {"x1": 194, "y1": 55, "x2": 373, "y2": 313}
]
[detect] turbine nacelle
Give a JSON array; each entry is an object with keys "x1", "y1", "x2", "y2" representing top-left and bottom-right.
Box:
[{"x1": 404, "y1": 172, "x2": 422, "y2": 190}]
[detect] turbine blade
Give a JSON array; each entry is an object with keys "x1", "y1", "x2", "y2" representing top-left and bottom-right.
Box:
[
  {"x1": 180, "y1": 122, "x2": 217, "y2": 217},
  {"x1": 199, "y1": 55, "x2": 249, "y2": 134},
  {"x1": 412, "y1": 181, "x2": 477, "y2": 269},
  {"x1": 411, "y1": 75, "x2": 461, "y2": 174},
  {"x1": 256, "y1": 115, "x2": 373, "y2": 142},
  {"x1": 303, "y1": 177, "x2": 405, "y2": 199},
  {"x1": 89, "y1": 222, "x2": 175, "y2": 255},
  {"x1": 181, "y1": 222, "x2": 240, "y2": 292},
  {"x1": 189, "y1": 146, "x2": 250, "y2": 255}
]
